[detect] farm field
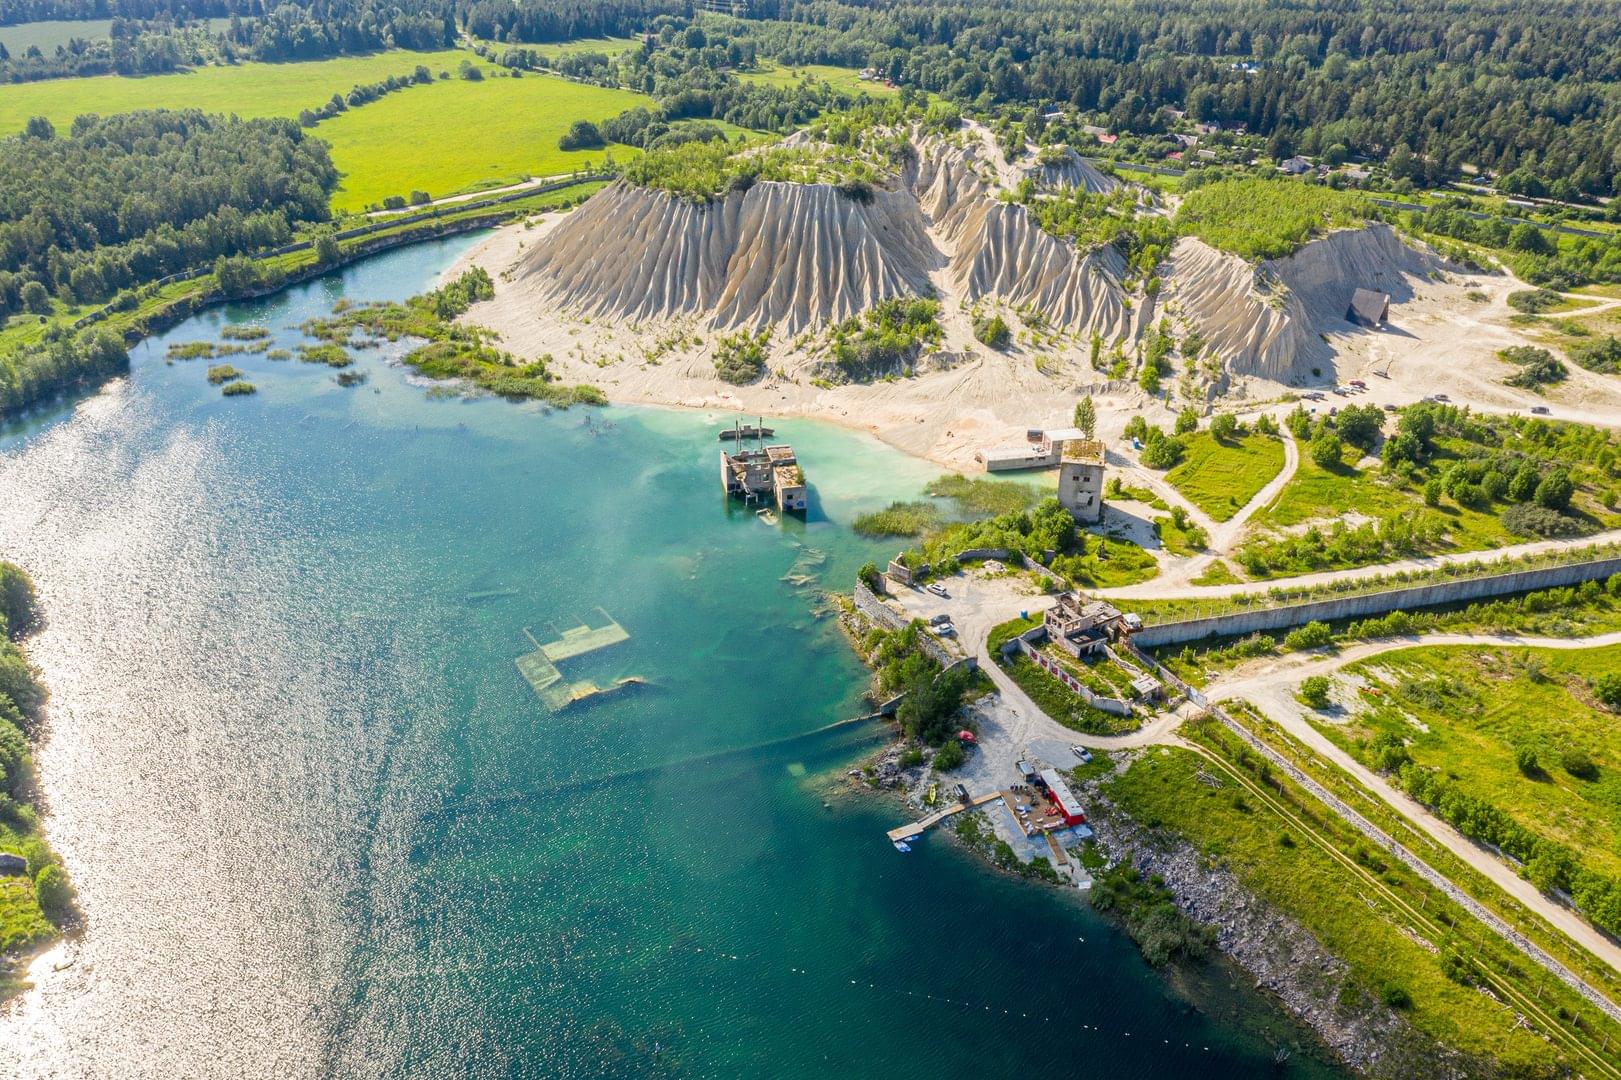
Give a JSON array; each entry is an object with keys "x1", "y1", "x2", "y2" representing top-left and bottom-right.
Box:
[
  {"x1": 0, "y1": 17, "x2": 113, "y2": 52},
  {"x1": 0, "y1": 48, "x2": 472, "y2": 134},
  {"x1": 1163, "y1": 430, "x2": 1285, "y2": 522},
  {"x1": 1322, "y1": 643, "x2": 1621, "y2": 880},
  {"x1": 314, "y1": 71, "x2": 650, "y2": 209}
]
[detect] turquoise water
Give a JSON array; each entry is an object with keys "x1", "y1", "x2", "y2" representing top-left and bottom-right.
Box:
[{"x1": 0, "y1": 237, "x2": 1341, "y2": 1078}]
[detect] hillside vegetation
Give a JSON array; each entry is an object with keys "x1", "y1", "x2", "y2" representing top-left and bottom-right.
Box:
[{"x1": 1175, "y1": 178, "x2": 1369, "y2": 261}]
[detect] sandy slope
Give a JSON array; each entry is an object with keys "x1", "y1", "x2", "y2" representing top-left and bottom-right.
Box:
[{"x1": 445, "y1": 129, "x2": 1621, "y2": 469}]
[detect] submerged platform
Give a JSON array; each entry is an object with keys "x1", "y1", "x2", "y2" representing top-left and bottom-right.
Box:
[{"x1": 516, "y1": 611, "x2": 635, "y2": 709}]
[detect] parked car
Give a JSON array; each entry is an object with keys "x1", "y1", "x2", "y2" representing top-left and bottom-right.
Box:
[
  {"x1": 1349, "y1": 379, "x2": 1367, "y2": 388},
  {"x1": 926, "y1": 583, "x2": 949, "y2": 598},
  {"x1": 1071, "y1": 745, "x2": 1094, "y2": 764},
  {"x1": 1433, "y1": 393, "x2": 1450, "y2": 402},
  {"x1": 1531, "y1": 405, "x2": 1551, "y2": 415},
  {"x1": 929, "y1": 613, "x2": 952, "y2": 626}
]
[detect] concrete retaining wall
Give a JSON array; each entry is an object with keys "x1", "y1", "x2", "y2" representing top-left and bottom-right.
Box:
[
  {"x1": 1133, "y1": 556, "x2": 1621, "y2": 648},
  {"x1": 851, "y1": 582, "x2": 973, "y2": 672}
]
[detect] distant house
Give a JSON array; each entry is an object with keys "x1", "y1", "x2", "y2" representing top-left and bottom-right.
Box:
[
  {"x1": 1343, "y1": 167, "x2": 1372, "y2": 184},
  {"x1": 1196, "y1": 148, "x2": 1218, "y2": 161},
  {"x1": 1043, "y1": 593, "x2": 1122, "y2": 657},
  {"x1": 1279, "y1": 155, "x2": 1312, "y2": 175},
  {"x1": 1171, "y1": 132, "x2": 1199, "y2": 148},
  {"x1": 1193, "y1": 122, "x2": 1220, "y2": 135},
  {"x1": 1166, "y1": 151, "x2": 1184, "y2": 161},
  {"x1": 1096, "y1": 133, "x2": 1118, "y2": 146},
  {"x1": 1347, "y1": 288, "x2": 1391, "y2": 326}
]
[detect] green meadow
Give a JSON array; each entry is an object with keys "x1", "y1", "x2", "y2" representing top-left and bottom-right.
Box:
[
  {"x1": 0, "y1": 51, "x2": 668, "y2": 210},
  {"x1": 738, "y1": 62, "x2": 900, "y2": 97}
]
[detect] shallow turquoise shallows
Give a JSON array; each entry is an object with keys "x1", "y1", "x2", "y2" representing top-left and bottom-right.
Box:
[{"x1": 0, "y1": 237, "x2": 1341, "y2": 1079}]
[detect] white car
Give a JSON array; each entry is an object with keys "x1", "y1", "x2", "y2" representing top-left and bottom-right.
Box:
[
  {"x1": 1071, "y1": 745, "x2": 1094, "y2": 763},
  {"x1": 926, "y1": 583, "x2": 949, "y2": 598}
]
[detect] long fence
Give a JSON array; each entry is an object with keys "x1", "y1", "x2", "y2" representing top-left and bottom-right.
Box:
[
  {"x1": 1132, "y1": 555, "x2": 1621, "y2": 647},
  {"x1": 1122, "y1": 638, "x2": 1621, "y2": 1027}
]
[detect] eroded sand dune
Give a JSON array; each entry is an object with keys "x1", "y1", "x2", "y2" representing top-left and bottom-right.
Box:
[{"x1": 1166, "y1": 223, "x2": 1443, "y2": 382}]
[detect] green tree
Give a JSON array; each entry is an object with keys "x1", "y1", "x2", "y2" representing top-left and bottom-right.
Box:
[
  {"x1": 1210, "y1": 412, "x2": 1238, "y2": 441},
  {"x1": 1174, "y1": 407, "x2": 1199, "y2": 435},
  {"x1": 1298, "y1": 675, "x2": 1331, "y2": 709},
  {"x1": 23, "y1": 115, "x2": 54, "y2": 140},
  {"x1": 1509, "y1": 463, "x2": 1541, "y2": 502},
  {"x1": 34, "y1": 863, "x2": 72, "y2": 923},
  {"x1": 0, "y1": 562, "x2": 41, "y2": 639},
  {"x1": 1073, "y1": 395, "x2": 1097, "y2": 439},
  {"x1": 1508, "y1": 222, "x2": 1555, "y2": 256},
  {"x1": 1534, "y1": 469, "x2": 1574, "y2": 511},
  {"x1": 558, "y1": 119, "x2": 605, "y2": 151},
  {"x1": 1594, "y1": 673, "x2": 1621, "y2": 710},
  {"x1": 1309, "y1": 431, "x2": 1344, "y2": 469},
  {"x1": 314, "y1": 230, "x2": 341, "y2": 267}
]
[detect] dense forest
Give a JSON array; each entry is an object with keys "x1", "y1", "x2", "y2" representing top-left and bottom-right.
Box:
[
  {"x1": 0, "y1": 110, "x2": 335, "y2": 314},
  {"x1": 7, "y1": 0, "x2": 1621, "y2": 197}
]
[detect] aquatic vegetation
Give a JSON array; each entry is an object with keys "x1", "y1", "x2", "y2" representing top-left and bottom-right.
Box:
[
  {"x1": 166, "y1": 341, "x2": 216, "y2": 361},
  {"x1": 221, "y1": 381, "x2": 258, "y2": 396},
  {"x1": 297, "y1": 344, "x2": 354, "y2": 368},
  {"x1": 205, "y1": 364, "x2": 244, "y2": 385},
  {"x1": 219, "y1": 325, "x2": 270, "y2": 341},
  {"x1": 852, "y1": 500, "x2": 941, "y2": 537}
]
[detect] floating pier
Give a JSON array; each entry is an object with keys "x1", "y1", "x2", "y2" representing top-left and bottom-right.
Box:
[
  {"x1": 515, "y1": 610, "x2": 637, "y2": 709},
  {"x1": 885, "y1": 790, "x2": 1005, "y2": 843}
]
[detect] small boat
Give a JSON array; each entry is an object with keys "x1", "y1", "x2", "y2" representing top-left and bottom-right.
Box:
[
  {"x1": 755, "y1": 508, "x2": 779, "y2": 526},
  {"x1": 893, "y1": 841, "x2": 912, "y2": 853}
]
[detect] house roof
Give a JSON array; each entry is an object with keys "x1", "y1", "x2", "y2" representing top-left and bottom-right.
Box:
[{"x1": 1348, "y1": 288, "x2": 1390, "y2": 323}]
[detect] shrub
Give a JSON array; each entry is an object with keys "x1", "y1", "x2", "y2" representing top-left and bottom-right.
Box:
[
  {"x1": 1561, "y1": 746, "x2": 1598, "y2": 780},
  {"x1": 1210, "y1": 413, "x2": 1238, "y2": 441},
  {"x1": 713, "y1": 329, "x2": 769, "y2": 384},
  {"x1": 1283, "y1": 621, "x2": 1333, "y2": 651},
  {"x1": 1506, "y1": 288, "x2": 1562, "y2": 314},
  {"x1": 933, "y1": 738, "x2": 966, "y2": 770},
  {"x1": 1298, "y1": 675, "x2": 1332, "y2": 709},
  {"x1": 1500, "y1": 345, "x2": 1567, "y2": 389},
  {"x1": 1570, "y1": 336, "x2": 1621, "y2": 375},
  {"x1": 972, "y1": 313, "x2": 1011, "y2": 349},
  {"x1": 1140, "y1": 436, "x2": 1184, "y2": 469},
  {"x1": 1174, "y1": 407, "x2": 1199, "y2": 435},
  {"x1": 0, "y1": 564, "x2": 41, "y2": 640},
  {"x1": 1593, "y1": 673, "x2": 1621, "y2": 711},
  {"x1": 1309, "y1": 432, "x2": 1344, "y2": 469},
  {"x1": 1501, "y1": 503, "x2": 1582, "y2": 538},
  {"x1": 34, "y1": 863, "x2": 73, "y2": 922},
  {"x1": 1534, "y1": 469, "x2": 1574, "y2": 512},
  {"x1": 1515, "y1": 744, "x2": 1541, "y2": 777},
  {"x1": 558, "y1": 119, "x2": 605, "y2": 151}
]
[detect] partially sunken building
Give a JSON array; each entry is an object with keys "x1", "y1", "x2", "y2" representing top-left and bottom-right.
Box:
[{"x1": 721, "y1": 442, "x2": 808, "y2": 513}]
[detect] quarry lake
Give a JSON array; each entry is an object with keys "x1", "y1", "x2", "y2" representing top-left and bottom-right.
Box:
[{"x1": 0, "y1": 237, "x2": 1340, "y2": 1078}]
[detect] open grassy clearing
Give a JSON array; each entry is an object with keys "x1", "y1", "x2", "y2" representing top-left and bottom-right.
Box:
[
  {"x1": 1002, "y1": 654, "x2": 1139, "y2": 735},
  {"x1": 0, "y1": 48, "x2": 473, "y2": 135},
  {"x1": 738, "y1": 62, "x2": 900, "y2": 97},
  {"x1": 1164, "y1": 430, "x2": 1285, "y2": 522},
  {"x1": 0, "y1": 17, "x2": 113, "y2": 52},
  {"x1": 1322, "y1": 643, "x2": 1621, "y2": 880},
  {"x1": 1253, "y1": 438, "x2": 1413, "y2": 529},
  {"x1": 315, "y1": 71, "x2": 651, "y2": 209},
  {"x1": 1108, "y1": 737, "x2": 1598, "y2": 1075}
]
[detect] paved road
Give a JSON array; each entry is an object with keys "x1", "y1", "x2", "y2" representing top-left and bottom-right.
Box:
[{"x1": 1205, "y1": 630, "x2": 1621, "y2": 976}]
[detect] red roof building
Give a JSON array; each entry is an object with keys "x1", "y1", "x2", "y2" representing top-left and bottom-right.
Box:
[{"x1": 1039, "y1": 769, "x2": 1086, "y2": 827}]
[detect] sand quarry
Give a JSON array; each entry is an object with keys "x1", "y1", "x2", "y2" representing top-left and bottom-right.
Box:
[{"x1": 446, "y1": 126, "x2": 1621, "y2": 468}]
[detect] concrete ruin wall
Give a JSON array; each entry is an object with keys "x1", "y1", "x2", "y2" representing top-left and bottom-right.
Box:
[{"x1": 1132, "y1": 556, "x2": 1621, "y2": 648}]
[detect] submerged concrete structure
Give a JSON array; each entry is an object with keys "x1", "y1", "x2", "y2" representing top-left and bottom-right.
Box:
[{"x1": 721, "y1": 442, "x2": 808, "y2": 513}]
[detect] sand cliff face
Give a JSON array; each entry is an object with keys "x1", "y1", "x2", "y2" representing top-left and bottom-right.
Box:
[
  {"x1": 505, "y1": 130, "x2": 1442, "y2": 391},
  {"x1": 512, "y1": 138, "x2": 1136, "y2": 341},
  {"x1": 1166, "y1": 223, "x2": 1443, "y2": 382}
]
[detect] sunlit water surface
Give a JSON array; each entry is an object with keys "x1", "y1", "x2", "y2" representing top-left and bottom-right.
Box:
[{"x1": 0, "y1": 237, "x2": 1341, "y2": 1078}]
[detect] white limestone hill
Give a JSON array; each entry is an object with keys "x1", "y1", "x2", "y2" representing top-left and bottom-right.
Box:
[
  {"x1": 512, "y1": 133, "x2": 1135, "y2": 341},
  {"x1": 1164, "y1": 222, "x2": 1444, "y2": 383},
  {"x1": 512, "y1": 178, "x2": 939, "y2": 334},
  {"x1": 1020, "y1": 147, "x2": 1119, "y2": 194}
]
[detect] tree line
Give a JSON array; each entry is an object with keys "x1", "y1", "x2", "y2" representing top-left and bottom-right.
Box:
[{"x1": 0, "y1": 110, "x2": 336, "y2": 317}]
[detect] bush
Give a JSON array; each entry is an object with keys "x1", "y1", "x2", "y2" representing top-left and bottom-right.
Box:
[
  {"x1": 1283, "y1": 621, "x2": 1333, "y2": 651},
  {"x1": 1506, "y1": 288, "x2": 1562, "y2": 314},
  {"x1": 0, "y1": 563, "x2": 41, "y2": 640},
  {"x1": 1501, "y1": 503, "x2": 1582, "y2": 538},
  {"x1": 1515, "y1": 744, "x2": 1541, "y2": 777},
  {"x1": 1210, "y1": 413, "x2": 1238, "y2": 441},
  {"x1": 1593, "y1": 673, "x2": 1621, "y2": 710},
  {"x1": 1570, "y1": 336, "x2": 1621, "y2": 375},
  {"x1": 1534, "y1": 469, "x2": 1574, "y2": 511},
  {"x1": 1174, "y1": 407, "x2": 1200, "y2": 435},
  {"x1": 1140, "y1": 435, "x2": 1184, "y2": 469},
  {"x1": 1298, "y1": 674, "x2": 1332, "y2": 709},
  {"x1": 933, "y1": 738, "x2": 966, "y2": 771},
  {"x1": 34, "y1": 862, "x2": 72, "y2": 923},
  {"x1": 972, "y1": 313, "x2": 1011, "y2": 349},
  {"x1": 1500, "y1": 345, "x2": 1567, "y2": 389},
  {"x1": 1309, "y1": 432, "x2": 1344, "y2": 469},
  {"x1": 713, "y1": 328, "x2": 769, "y2": 384},
  {"x1": 1561, "y1": 746, "x2": 1598, "y2": 780},
  {"x1": 558, "y1": 119, "x2": 605, "y2": 151}
]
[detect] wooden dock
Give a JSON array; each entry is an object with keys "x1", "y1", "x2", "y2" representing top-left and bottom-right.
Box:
[{"x1": 886, "y1": 790, "x2": 1004, "y2": 843}]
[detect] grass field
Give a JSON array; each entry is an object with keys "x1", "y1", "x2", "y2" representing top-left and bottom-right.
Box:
[
  {"x1": 0, "y1": 50, "x2": 665, "y2": 211},
  {"x1": 1325, "y1": 643, "x2": 1621, "y2": 879},
  {"x1": 0, "y1": 18, "x2": 112, "y2": 52},
  {"x1": 738, "y1": 62, "x2": 899, "y2": 97},
  {"x1": 314, "y1": 70, "x2": 650, "y2": 209},
  {"x1": 1107, "y1": 740, "x2": 1576, "y2": 1073},
  {"x1": 1164, "y1": 431, "x2": 1285, "y2": 522},
  {"x1": 0, "y1": 49, "x2": 472, "y2": 134}
]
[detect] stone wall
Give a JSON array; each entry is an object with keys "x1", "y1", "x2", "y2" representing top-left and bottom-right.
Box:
[{"x1": 1133, "y1": 556, "x2": 1621, "y2": 648}]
